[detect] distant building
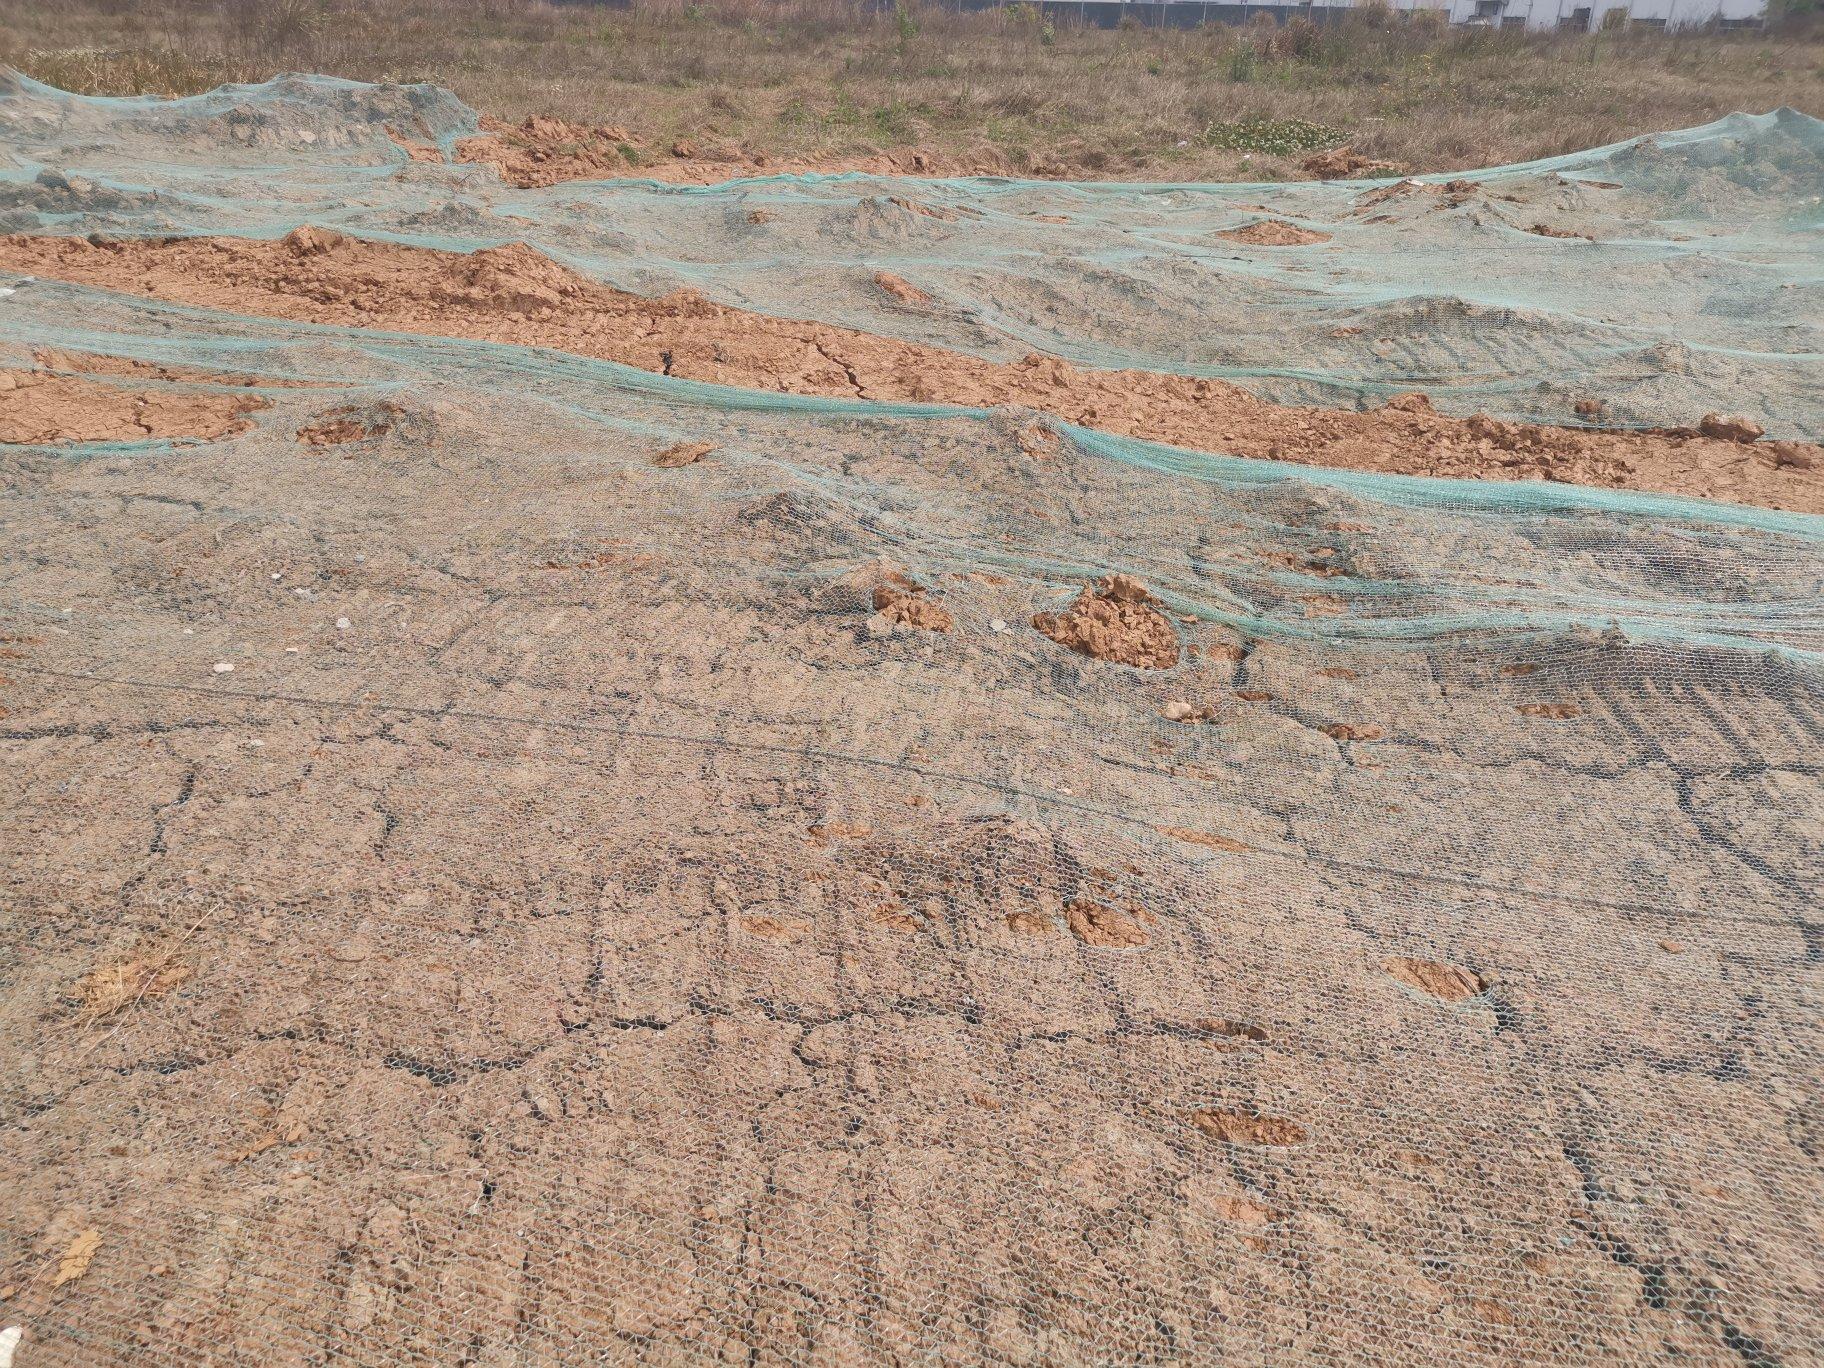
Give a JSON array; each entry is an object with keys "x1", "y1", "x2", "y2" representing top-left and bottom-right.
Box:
[
  {"x1": 1391, "y1": 0, "x2": 1767, "y2": 29},
  {"x1": 1001, "y1": 0, "x2": 1768, "y2": 30}
]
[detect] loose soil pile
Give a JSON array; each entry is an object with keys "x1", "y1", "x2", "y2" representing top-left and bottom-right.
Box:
[
  {"x1": 4, "y1": 232, "x2": 1818, "y2": 512},
  {"x1": 1032, "y1": 575, "x2": 1182, "y2": 669},
  {"x1": 1217, "y1": 220, "x2": 1333, "y2": 246}
]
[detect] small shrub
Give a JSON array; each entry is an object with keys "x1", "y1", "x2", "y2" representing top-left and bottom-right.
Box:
[{"x1": 893, "y1": 0, "x2": 918, "y2": 54}]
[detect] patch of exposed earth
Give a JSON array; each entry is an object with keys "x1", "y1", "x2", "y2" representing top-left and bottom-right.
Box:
[
  {"x1": 3, "y1": 230, "x2": 1818, "y2": 512},
  {"x1": 0, "y1": 357, "x2": 269, "y2": 445},
  {"x1": 449, "y1": 114, "x2": 1040, "y2": 189}
]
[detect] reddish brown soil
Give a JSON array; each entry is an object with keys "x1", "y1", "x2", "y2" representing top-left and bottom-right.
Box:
[
  {"x1": 5, "y1": 231, "x2": 1820, "y2": 512},
  {"x1": 1190, "y1": 1108, "x2": 1310, "y2": 1146},
  {"x1": 1064, "y1": 900, "x2": 1150, "y2": 948},
  {"x1": 872, "y1": 575, "x2": 953, "y2": 632},
  {"x1": 296, "y1": 401, "x2": 405, "y2": 447},
  {"x1": 1384, "y1": 957, "x2": 1489, "y2": 1002},
  {"x1": 873, "y1": 271, "x2": 935, "y2": 307},
  {"x1": 1302, "y1": 146, "x2": 1408, "y2": 179},
  {"x1": 452, "y1": 114, "x2": 1019, "y2": 189},
  {"x1": 1032, "y1": 575, "x2": 1182, "y2": 670},
  {"x1": 0, "y1": 360, "x2": 267, "y2": 445},
  {"x1": 1217, "y1": 220, "x2": 1332, "y2": 246},
  {"x1": 652, "y1": 440, "x2": 714, "y2": 469}
]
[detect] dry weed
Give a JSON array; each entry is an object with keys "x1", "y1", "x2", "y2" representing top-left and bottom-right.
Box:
[{"x1": 1, "y1": 0, "x2": 1817, "y2": 179}]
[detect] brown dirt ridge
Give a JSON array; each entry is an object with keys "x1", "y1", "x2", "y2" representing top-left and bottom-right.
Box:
[
  {"x1": 450, "y1": 114, "x2": 1022, "y2": 190},
  {"x1": 2, "y1": 230, "x2": 1819, "y2": 513},
  {"x1": 0, "y1": 359, "x2": 268, "y2": 445}
]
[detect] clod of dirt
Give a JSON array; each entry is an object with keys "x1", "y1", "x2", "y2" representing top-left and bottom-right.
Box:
[
  {"x1": 1698, "y1": 413, "x2": 1765, "y2": 445},
  {"x1": 1015, "y1": 417, "x2": 1060, "y2": 462},
  {"x1": 280, "y1": 225, "x2": 349, "y2": 256},
  {"x1": 1526, "y1": 223, "x2": 1587, "y2": 240},
  {"x1": 872, "y1": 574, "x2": 953, "y2": 632},
  {"x1": 1190, "y1": 1108, "x2": 1308, "y2": 1146},
  {"x1": 1381, "y1": 393, "x2": 1434, "y2": 415},
  {"x1": 1218, "y1": 220, "x2": 1331, "y2": 247},
  {"x1": 297, "y1": 401, "x2": 403, "y2": 447},
  {"x1": 1383, "y1": 956, "x2": 1488, "y2": 1002},
  {"x1": 653, "y1": 441, "x2": 713, "y2": 468},
  {"x1": 1302, "y1": 146, "x2": 1406, "y2": 179},
  {"x1": 745, "y1": 209, "x2": 775, "y2": 225},
  {"x1": 873, "y1": 271, "x2": 934, "y2": 307},
  {"x1": 1322, "y1": 722, "x2": 1384, "y2": 742},
  {"x1": 1033, "y1": 574, "x2": 1180, "y2": 670},
  {"x1": 1516, "y1": 702, "x2": 1580, "y2": 719},
  {"x1": 1574, "y1": 398, "x2": 1605, "y2": 419},
  {"x1": 1005, "y1": 910, "x2": 1056, "y2": 936},
  {"x1": 1065, "y1": 900, "x2": 1149, "y2": 948},
  {"x1": 1161, "y1": 699, "x2": 1216, "y2": 723}
]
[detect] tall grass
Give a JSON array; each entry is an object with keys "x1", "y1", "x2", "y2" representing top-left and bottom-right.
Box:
[{"x1": 3, "y1": 0, "x2": 1819, "y2": 177}]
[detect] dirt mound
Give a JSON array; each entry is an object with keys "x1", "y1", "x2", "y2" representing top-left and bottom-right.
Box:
[
  {"x1": 873, "y1": 271, "x2": 934, "y2": 307},
  {"x1": 1218, "y1": 219, "x2": 1332, "y2": 246},
  {"x1": 296, "y1": 401, "x2": 404, "y2": 447},
  {"x1": 1032, "y1": 574, "x2": 1180, "y2": 670},
  {"x1": 4, "y1": 232, "x2": 1820, "y2": 513},
  {"x1": 1302, "y1": 146, "x2": 1407, "y2": 179},
  {"x1": 454, "y1": 115, "x2": 638, "y2": 189},
  {"x1": 1064, "y1": 900, "x2": 1149, "y2": 947},
  {"x1": 453, "y1": 113, "x2": 1016, "y2": 189},
  {"x1": 1698, "y1": 413, "x2": 1766, "y2": 444},
  {"x1": 652, "y1": 440, "x2": 713, "y2": 468},
  {"x1": 1384, "y1": 957, "x2": 1489, "y2": 1002},
  {"x1": 0, "y1": 362, "x2": 267, "y2": 446},
  {"x1": 872, "y1": 575, "x2": 953, "y2": 632}
]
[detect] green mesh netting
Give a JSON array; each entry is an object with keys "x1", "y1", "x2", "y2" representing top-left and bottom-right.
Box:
[
  {"x1": 0, "y1": 73, "x2": 1821, "y2": 1368},
  {"x1": 2, "y1": 70, "x2": 1821, "y2": 434}
]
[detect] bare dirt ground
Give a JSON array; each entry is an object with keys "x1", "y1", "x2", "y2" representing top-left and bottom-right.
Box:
[
  {"x1": 4, "y1": 230, "x2": 1817, "y2": 513},
  {"x1": 2, "y1": 300, "x2": 1818, "y2": 1362},
  {"x1": 448, "y1": 114, "x2": 1024, "y2": 190},
  {"x1": 2, "y1": 64, "x2": 1821, "y2": 1368},
  {"x1": 0, "y1": 362, "x2": 266, "y2": 445}
]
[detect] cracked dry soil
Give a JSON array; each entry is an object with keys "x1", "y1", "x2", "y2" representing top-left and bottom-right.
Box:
[{"x1": 0, "y1": 312, "x2": 1818, "y2": 1365}]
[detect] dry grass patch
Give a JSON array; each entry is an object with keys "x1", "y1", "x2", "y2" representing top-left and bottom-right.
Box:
[{"x1": 2, "y1": 0, "x2": 1819, "y2": 180}]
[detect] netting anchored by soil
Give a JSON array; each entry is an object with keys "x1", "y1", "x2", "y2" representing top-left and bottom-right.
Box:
[{"x1": 0, "y1": 71, "x2": 1821, "y2": 1368}]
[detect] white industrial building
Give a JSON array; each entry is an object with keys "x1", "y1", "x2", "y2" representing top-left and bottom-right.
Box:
[
  {"x1": 1030, "y1": 0, "x2": 1770, "y2": 30},
  {"x1": 1384, "y1": 0, "x2": 1766, "y2": 29}
]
